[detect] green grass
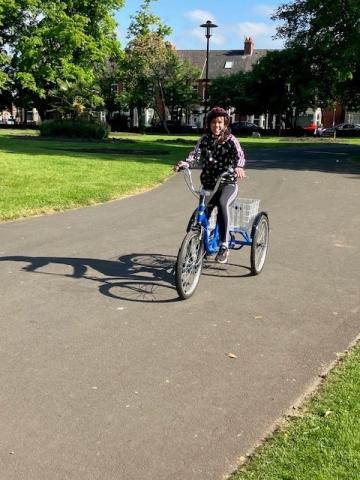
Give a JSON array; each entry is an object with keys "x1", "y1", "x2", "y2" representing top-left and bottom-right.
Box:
[
  {"x1": 0, "y1": 130, "x2": 191, "y2": 221},
  {"x1": 1, "y1": 129, "x2": 359, "y2": 221},
  {"x1": 232, "y1": 342, "x2": 360, "y2": 480}
]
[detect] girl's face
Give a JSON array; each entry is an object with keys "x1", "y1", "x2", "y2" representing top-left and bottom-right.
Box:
[{"x1": 210, "y1": 116, "x2": 225, "y2": 136}]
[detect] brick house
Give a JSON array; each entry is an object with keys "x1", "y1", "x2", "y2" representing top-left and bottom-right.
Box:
[
  {"x1": 177, "y1": 38, "x2": 267, "y2": 124},
  {"x1": 176, "y1": 37, "x2": 349, "y2": 130}
]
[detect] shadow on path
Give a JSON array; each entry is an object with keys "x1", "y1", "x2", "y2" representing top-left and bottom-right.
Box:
[{"x1": 1, "y1": 253, "x2": 252, "y2": 303}]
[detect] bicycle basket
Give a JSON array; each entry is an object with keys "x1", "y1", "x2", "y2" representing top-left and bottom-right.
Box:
[{"x1": 230, "y1": 198, "x2": 260, "y2": 231}]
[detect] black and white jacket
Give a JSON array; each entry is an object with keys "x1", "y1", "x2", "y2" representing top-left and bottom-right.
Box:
[{"x1": 186, "y1": 133, "x2": 246, "y2": 189}]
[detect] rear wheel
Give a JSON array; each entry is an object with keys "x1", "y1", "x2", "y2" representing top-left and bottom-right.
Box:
[
  {"x1": 175, "y1": 229, "x2": 204, "y2": 299},
  {"x1": 250, "y1": 213, "x2": 269, "y2": 275}
]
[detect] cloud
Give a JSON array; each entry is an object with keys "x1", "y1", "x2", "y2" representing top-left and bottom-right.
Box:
[
  {"x1": 237, "y1": 21, "x2": 273, "y2": 37},
  {"x1": 185, "y1": 9, "x2": 216, "y2": 24},
  {"x1": 234, "y1": 21, "x2": 284, "y2": 49}
]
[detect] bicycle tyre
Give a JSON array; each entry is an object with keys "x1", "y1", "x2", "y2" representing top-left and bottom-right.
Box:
[
  {"x1": 250, "y1": 213, "x2": 269, "y2": 275},
  {"x1": 175, "y1": 229, "x2": 204, "y2": 299},
  {"x1": 186, "y1": 209, "x2": 197, "y2": 232}
]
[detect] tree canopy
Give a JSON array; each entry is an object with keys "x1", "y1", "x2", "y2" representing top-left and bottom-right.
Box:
[
  {"x1": 0, "y1": 0, "x2": 124, "y2": 117},
  {"x1": 118, "y1": 0, "x2": 200, "y2": 131},
  {"x1": 273, "y1": 0, "x2": 360, "y2": 109}
]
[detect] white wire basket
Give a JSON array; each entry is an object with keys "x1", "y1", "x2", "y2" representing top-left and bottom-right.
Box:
[{"x1": 230, "y1": 198, "x2": 260, "y2": 231}]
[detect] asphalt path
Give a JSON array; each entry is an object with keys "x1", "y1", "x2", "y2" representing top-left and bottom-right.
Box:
[{"x1": 1, "y1": 144, "x2": 359, "y2": 480}]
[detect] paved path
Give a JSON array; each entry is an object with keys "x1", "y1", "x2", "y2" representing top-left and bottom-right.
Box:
[{"x1": 1, "y1": 144, "x2": 359, "y2": 480}]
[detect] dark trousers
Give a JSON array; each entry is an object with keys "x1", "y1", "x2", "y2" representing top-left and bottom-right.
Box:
[{"x1": 206, "y1": 183, "x2": 238, "y2": 246}]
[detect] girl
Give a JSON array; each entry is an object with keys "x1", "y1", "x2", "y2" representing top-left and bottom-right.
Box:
[{"x1": 175, "y1": 107, "x2": 246, "y2": 263}]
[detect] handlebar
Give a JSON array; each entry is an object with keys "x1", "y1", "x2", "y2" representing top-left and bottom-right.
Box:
[{"x1": 181, "y1": 167, "x2": 235, "y2": 201}]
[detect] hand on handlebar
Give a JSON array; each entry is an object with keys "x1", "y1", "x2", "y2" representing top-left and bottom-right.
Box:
[{"x1": 174, "y1": 160, "x2": 190, "y2": 172}]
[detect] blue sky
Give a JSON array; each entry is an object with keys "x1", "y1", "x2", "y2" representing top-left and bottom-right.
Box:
[{"x1": 115, "y1": 0, "x2": 286, "y2": 51}]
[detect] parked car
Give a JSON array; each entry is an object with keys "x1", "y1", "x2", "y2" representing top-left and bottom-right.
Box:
[
  {"x1": 230, "y1": 121, "x2": 263, "y2": 135},
  {"x1": 320, "y1": 123, "x2": 360, "y2": 137},
  {"x1": 302, "y1": 122, "x2": 317, "y2": 134}
]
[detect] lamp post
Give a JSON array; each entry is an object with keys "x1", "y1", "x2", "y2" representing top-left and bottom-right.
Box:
[{"x1": 200, "y1": 20, "x2": 218, "y2": 126}]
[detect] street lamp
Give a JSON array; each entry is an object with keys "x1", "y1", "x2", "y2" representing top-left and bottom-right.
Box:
[{"x1": 200, "y1": 20, "x2": 218, "y2": 125}]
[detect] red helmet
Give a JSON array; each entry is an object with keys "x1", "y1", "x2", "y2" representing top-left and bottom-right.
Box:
[{"x1": 206, "y1": 107, "x2": 230, "y2": 129}]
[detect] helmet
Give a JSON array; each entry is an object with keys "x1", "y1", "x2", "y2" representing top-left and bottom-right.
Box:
[{"x1": 206, "y1": 107, "x2": 230, "y2": 129}]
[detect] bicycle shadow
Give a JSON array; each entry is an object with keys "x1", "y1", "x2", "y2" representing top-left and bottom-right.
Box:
[
  {"x1": 1, "y1": 253, "x2": 177, "y2": 303},
  {"x1": 0, "y1": 253, "x2": 252, "y2": 303}
]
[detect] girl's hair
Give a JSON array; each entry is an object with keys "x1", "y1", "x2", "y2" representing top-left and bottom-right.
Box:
[{"x1": 206, "y1": 107, "x2": 231, "y2": 144}]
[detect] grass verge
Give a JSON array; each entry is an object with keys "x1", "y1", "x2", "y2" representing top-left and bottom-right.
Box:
[
  {"x1": 0, "y1": 130, "x2": 190, "y2": 221},
  {"x1": 231, "y1": 340, "x2": 360, "y2": 480}
]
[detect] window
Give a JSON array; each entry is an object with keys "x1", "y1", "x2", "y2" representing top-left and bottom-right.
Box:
[{"x1": 224, "y1": 61, "x2": 233, "y2": 69}]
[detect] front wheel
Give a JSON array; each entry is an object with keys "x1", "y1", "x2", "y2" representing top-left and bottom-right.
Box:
[
  {"x1": 250, "y1": 213, "x2": 269, "y2": 275},
  {"x1": 175, "y1": 229, "x2": 204, "y2": 299}
]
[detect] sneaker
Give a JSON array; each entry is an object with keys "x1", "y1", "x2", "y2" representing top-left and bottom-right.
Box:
[{"x1": 215, "y1": 246, "x2": 229, "y2": 264}]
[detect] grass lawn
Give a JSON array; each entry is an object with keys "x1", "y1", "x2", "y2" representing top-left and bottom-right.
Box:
[
  {"x1": 1, "y1": 129, "x2": 359, "y2": 222},
  {"x1": 232, "y1": 341, "x2": 360, "y2": 480},
  {"x1": 0, "y1": 130, "x2": 191, "y2": 221}
]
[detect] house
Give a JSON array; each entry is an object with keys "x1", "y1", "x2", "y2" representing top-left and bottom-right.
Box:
[
  {"x1": 177, "y1": 37, "x2": 270, "y2": 126},
  {"x1": 176, "y1": 37, "x2": 353, "y2": 130}
]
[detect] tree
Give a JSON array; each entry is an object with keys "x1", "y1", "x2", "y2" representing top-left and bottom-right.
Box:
[
  {"x1": 119, "y1": 0, "x2": 199, "y2": 132},
  {"x1": 273, "y1": 0, "x2": 360, "y2": 110},
  {"x1": 209, "y1": 47, "x2": 325, "y2": 131},
  {"x1": 0, "y1": 0, "x2": 124, "y2": 119},
  {"x1": 118, "y1": 0, "x2": 171, "y2": 131},
  {"x1": 249, "y1": 48, "x2": 322, "y2": 129},
  {"x1": 99, "y1": 60, "x2": 124, "y2": 123},
  {"x1": 163, "y1": 58, "x2": 200, "y2": 123},
  {"x1": 209, "y1": 72, "x2": 260, "y2": 116}
]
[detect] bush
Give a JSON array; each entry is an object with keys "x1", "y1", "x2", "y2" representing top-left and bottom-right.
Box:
[
  {"x1": 39, "y1": 119, "x2": 110, "y2": 139},
  {"x1": 108, "y1": 113, "x2": 130, "y2": 132}
]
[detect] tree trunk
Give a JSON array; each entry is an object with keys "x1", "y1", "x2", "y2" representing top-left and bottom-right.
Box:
[
  {"x1": 156, "y1": 79, "x2": 169, "y2": 134},
  {"x1": 129, "y1": 106, "x2": 135, "y2": 129},
  {"x1": 137, "y1": 105, "x2": 145, "y2": 133}
]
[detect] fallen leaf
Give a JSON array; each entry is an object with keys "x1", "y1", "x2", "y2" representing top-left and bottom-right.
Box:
[
  {"x1": 324, "y1": 410, "x2": 333, "y2": 417},
  {"x1": 227, "y1": 353, "x2": 238, "y2": 359}
]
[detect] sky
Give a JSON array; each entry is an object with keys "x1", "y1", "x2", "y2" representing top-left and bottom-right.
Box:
[{"x1": 115, "y1": 0, "x2": 286, "y2": 51}]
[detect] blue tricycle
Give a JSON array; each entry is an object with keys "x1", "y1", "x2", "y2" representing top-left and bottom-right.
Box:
[{"x1": 175, "y1": 168, "x2": 269, "y2": 299}]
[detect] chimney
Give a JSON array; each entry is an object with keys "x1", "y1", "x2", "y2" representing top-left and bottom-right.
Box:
[{"x1": 244, "y1": 37, "x2": 254, "y2": 55}]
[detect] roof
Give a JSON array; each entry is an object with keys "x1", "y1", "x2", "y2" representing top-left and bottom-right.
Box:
[{"x1": 177, "y1": 49, "x2": 271, "y2": 79}]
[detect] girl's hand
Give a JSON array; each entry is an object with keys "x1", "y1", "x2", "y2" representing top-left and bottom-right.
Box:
[
  {"x1": 174, "y1": 160, "x2": 190, "y2": 172},
  {"x1": 235, "y1": 167, "x2": 246, "y2": 179}
]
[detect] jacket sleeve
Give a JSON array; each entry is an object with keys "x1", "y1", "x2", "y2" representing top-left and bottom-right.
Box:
[
  {"x1": 185, "y1": 135, "x2": 205, "y2": 167},
  {"x1": 229, "y1": 134, "x2": 246, "y2": 168}
]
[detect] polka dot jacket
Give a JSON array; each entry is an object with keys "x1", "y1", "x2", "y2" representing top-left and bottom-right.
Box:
[{"x1": 186, "y1": 133, "x2": 246, "y2": 189}]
